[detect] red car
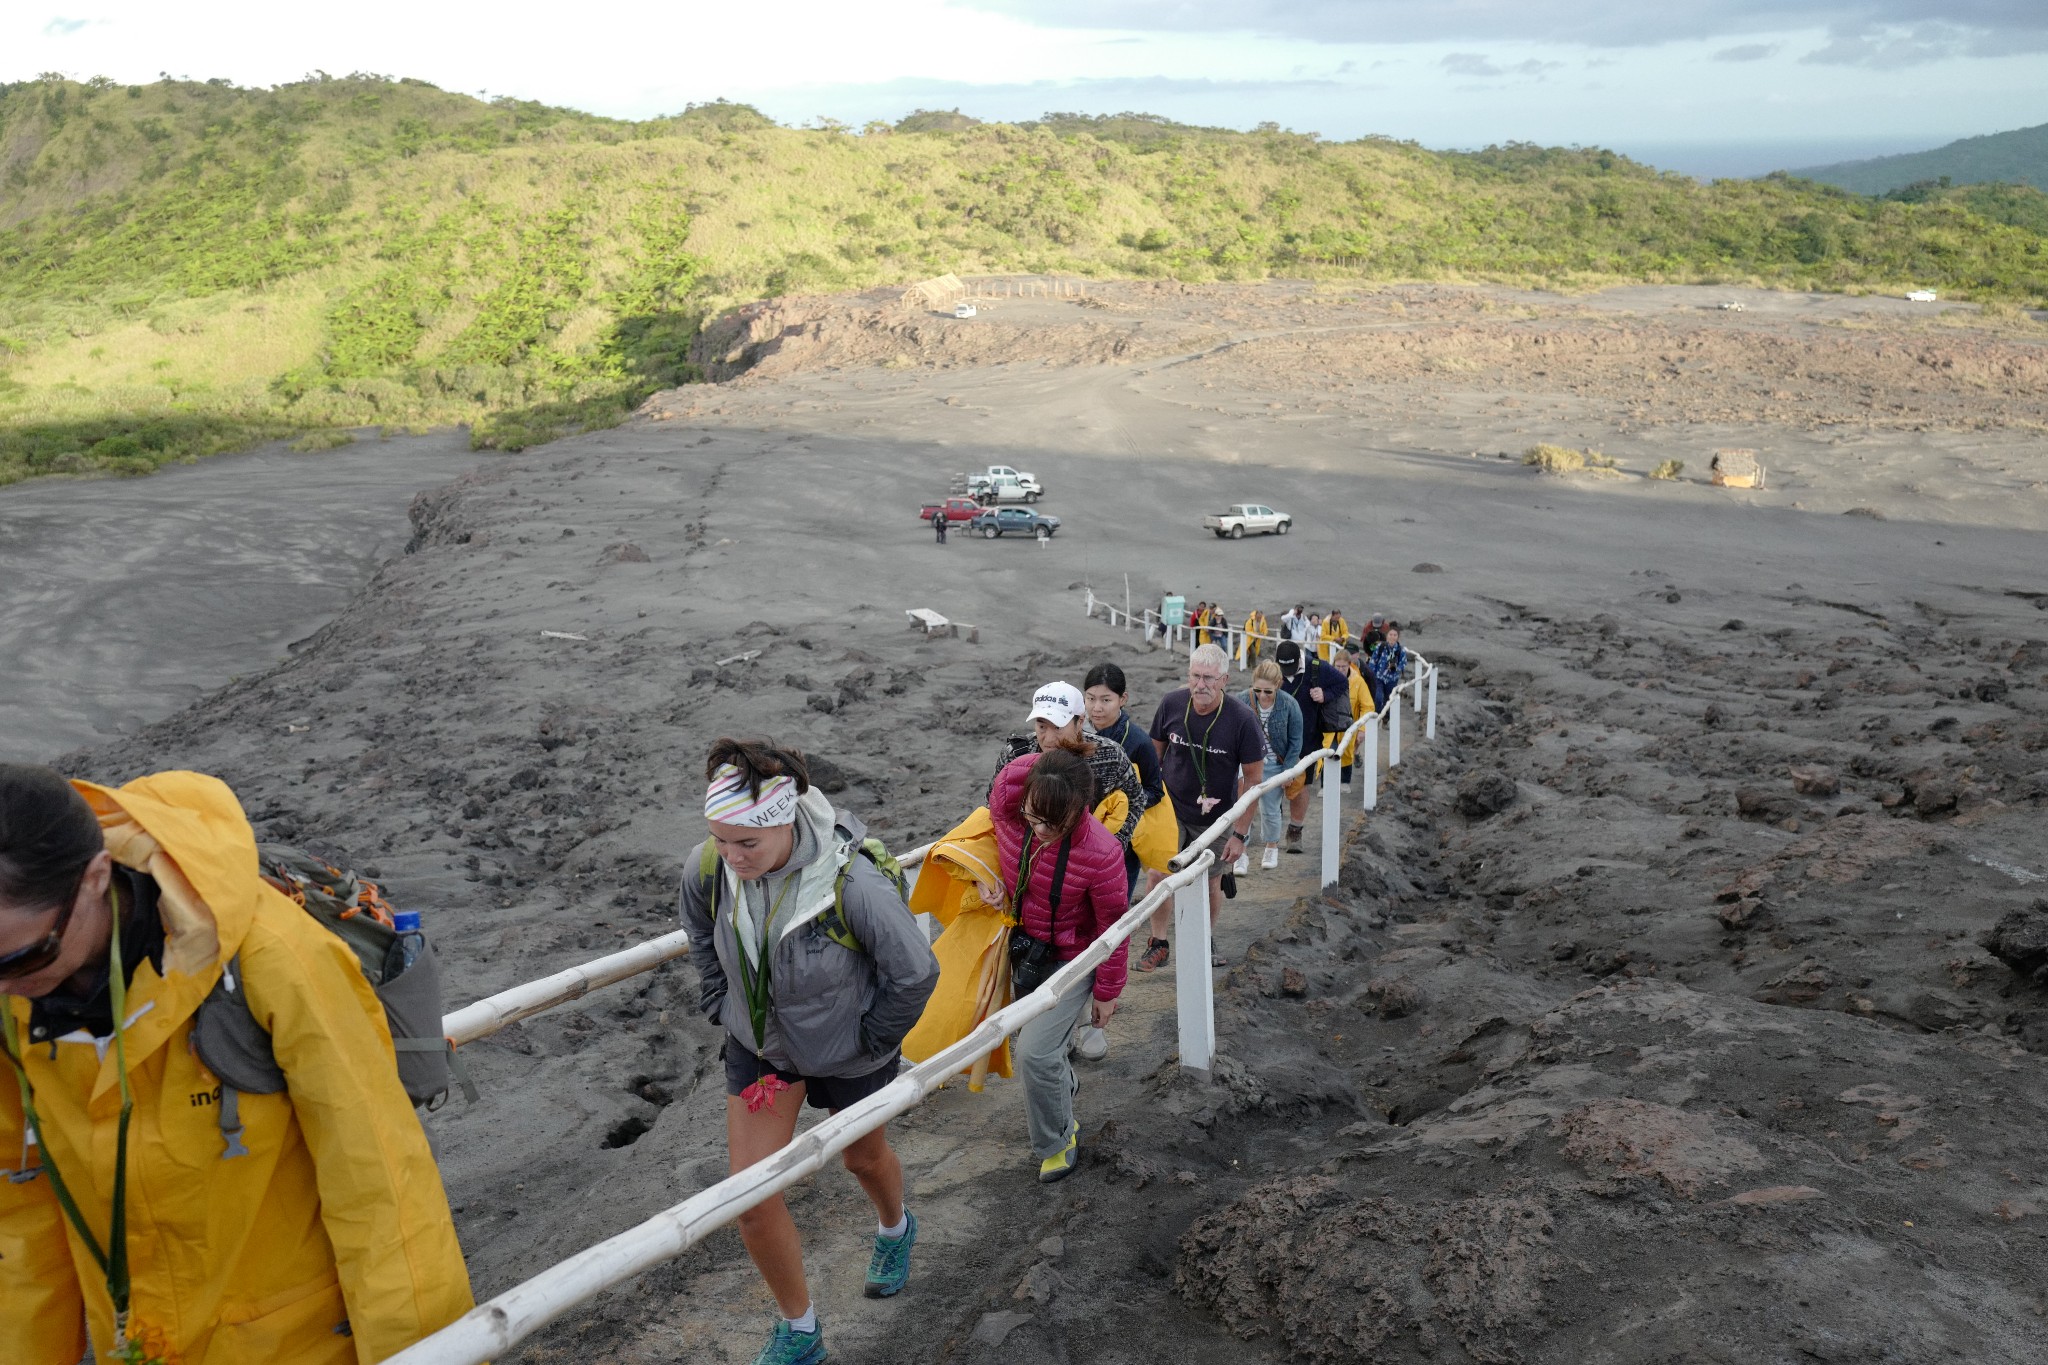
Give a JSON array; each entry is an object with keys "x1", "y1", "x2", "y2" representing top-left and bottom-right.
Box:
[{"x1": 918, "y1": 496, "x2": 982, "y2": 525}]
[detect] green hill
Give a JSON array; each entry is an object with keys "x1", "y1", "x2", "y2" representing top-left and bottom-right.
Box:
[
  {"x1": 1797, "y1": 122, "x2": 2048, "y2": 195},
  {"x1": 4, "y1": 74, "x2": 2047, "y2": 486}
]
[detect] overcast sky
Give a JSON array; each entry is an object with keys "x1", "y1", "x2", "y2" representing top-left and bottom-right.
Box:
[{"x1": 10, "y1": 1, "x2": 2045, "y2": 176}]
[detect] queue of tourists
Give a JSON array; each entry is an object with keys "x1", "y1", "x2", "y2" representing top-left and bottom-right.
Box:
[
  {"x1": 0, "y1": 617, "x2": 1403, "y2": 1365},
  {"x1": 1180, "y1": 600, "x2": 1410, "y2": 713}
]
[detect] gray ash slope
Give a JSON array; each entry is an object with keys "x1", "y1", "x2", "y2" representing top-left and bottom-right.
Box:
[{"x1": 58, "y1": 281, "x2": 2048, "y2": 1363}]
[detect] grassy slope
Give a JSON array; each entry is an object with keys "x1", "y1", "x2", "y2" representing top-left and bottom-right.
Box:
[
  {"x1": 4, "y1": 75, "x2": 2048, "y2": 485},
  {"x1": 1799, "y1": 122, "x2": 2048, "y2": 195}
]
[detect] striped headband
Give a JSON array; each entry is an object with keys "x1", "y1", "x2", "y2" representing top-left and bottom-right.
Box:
[{"x1": 705, "y1": 764, "x2": 800, "y2": 827}]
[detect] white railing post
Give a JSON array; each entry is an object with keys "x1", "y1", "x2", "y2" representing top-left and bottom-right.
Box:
[
  {"x1": 1319, "y1": 752, "x2": 1341, "y2": 887},
  {"x1": 1426, "y1": 665, "x2": 1438, "y2": 739},
  {"x1": 1414, "y1": 657, "x2": 1424, "y2": 714},
  {"x1": 1389, "y1": 690, "x2": 1403, "y2": 768},
  {"x1": 1174, "y1": 877, "x2": 1215, "y2": 1076},
  {"x1": 1085, "y1": 589, "x2": 1095, "y2": 617},
  {"x1": 1363, "y1": 710, "x2": 1379, "y2": 810}
]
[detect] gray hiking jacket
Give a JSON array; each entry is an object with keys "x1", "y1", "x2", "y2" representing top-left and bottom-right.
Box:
[{"x1": 678, "y1": 789, "x2": 939, "y2": 1078}]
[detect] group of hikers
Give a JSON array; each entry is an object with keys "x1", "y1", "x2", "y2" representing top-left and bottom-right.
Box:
[
  {"x1": 1181, "y1": 601, "x2": 1411, "y2": 715},
  {"x1": 0, "y1": 615, "x2": 1405, "y2": 1365}
]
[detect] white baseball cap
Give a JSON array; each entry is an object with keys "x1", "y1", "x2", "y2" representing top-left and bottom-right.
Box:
[{"x1": 1026, "y1": 681, "x2": 1084, "y2": 729}]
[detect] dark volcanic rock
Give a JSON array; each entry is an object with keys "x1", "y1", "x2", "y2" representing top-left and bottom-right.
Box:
[
  {"x1": 805, "y1": 753, "x2": 850, "y2": 793},
  {"x1": 1789, "y1": 764, "x2": 1841, "y2": 796},
  {"x1": 1981, "y1": 899, "x2": 2048, "y2": 983},
  {"x1": 1178, "y1": 1177, "x2": 1554, "y2": 1365},
  {"x1": 1456, "y1": 771, "x2": 1517, "y2": 817}
]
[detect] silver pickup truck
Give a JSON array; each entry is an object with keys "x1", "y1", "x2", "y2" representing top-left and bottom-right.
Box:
[{"x1": 1203, "y1": 504, "x2": 1291, "y2": 539}]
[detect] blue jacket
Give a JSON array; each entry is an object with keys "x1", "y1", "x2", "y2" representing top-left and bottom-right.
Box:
[
  {"x1": 1368, "y1": 642, "x2": 1409, "y2": 693},
  {"x1": 1242, "y1": 687, "x2": 1302, "y2": 770}
]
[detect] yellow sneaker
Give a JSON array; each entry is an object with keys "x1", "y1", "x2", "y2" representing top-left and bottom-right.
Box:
[{"x1": 1038, "y1": 1120, "x2": 1079, "y2": 1184}]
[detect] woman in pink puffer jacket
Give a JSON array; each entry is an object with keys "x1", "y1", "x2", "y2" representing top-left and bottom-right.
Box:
[{"x1": 988, "y1": 747, "x2": 1130, "y2": 1183}]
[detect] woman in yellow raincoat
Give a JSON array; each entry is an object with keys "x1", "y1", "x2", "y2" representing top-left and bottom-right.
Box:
[{"x1": 0, "y1": 764, "x2": 473, "y2": 1365}]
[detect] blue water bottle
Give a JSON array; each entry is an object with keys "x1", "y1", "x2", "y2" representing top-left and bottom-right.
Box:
[{"x1": 390, "y1": 910, "x2": 426, "y2": 976}]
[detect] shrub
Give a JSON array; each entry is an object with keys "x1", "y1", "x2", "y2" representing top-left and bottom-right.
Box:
[
  {"x1": 1650, "y1": 459, "x2": 1685, "y2": 480},
  {"x1": 88, "y1": 434, "x2": 143, "y2": 459},
  {"x1": 288, "y1": 429, "x2": 356, "y2": 452},
  {"x1": 1523, "y1": 444, "x2": 1585, "y2": 474}
]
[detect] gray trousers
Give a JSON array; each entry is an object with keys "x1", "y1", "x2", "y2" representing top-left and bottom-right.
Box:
[{"x1": 1017, "y1": 976, "x2": 1092, "y2": 1159}]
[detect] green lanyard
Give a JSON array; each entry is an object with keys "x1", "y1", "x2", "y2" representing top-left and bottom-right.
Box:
[
  {"x1": 730, "y1": 873, "x2": 799, "y2": 1063},
  {"x1": 2, "y1": 881, "x2": 142, "y2": 1358},
  {"x1": 1182, "y1": 695, "x2": 1224, "y2": 796}
]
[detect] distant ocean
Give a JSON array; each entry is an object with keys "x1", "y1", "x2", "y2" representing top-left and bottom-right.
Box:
[{"x1": 1605, "y1": 137, "x2": 1967, "y2": 182}]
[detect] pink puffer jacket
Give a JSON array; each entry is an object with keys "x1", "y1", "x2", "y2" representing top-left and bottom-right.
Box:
[{"x1": 989, "y1": 752, "x2": 1131, "y2": 1002}]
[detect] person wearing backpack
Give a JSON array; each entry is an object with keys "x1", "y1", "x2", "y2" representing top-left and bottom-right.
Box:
[
  {"x1": 0, "y1": 764, "x2": 473, "y2": 1365},
  {"x1": 680, "y1": 739, "x2": 939, "y2": 1365}
]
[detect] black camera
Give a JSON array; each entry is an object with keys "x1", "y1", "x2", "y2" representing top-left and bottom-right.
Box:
[{"x1": 1008, "y1": 929, "x2": 1058, "y2": 996}]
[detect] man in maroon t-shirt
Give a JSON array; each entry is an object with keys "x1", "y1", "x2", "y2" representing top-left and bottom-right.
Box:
[{"x1": 1137, "y1": 644, "x2": 1265, "y2": 972}]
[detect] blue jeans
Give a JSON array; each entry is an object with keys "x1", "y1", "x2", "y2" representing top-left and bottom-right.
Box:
[{"x1": 1254, "y1": 785, "x2": 1286, "y2": 844}]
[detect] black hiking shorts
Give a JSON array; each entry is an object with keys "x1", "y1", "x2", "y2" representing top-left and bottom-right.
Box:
[{"x1": 723, "y1": 1041, "x2": 901, "y2": 1112}]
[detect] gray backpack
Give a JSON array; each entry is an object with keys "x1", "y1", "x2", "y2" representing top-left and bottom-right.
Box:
[{"x1": 189, "y1": 846, "x2": 475, "y2": 1159}]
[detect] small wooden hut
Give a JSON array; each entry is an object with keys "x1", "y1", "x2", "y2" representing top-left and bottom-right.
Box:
[{"x1": 1710, "y1": 448, "x2": 1765, "y2": 489}]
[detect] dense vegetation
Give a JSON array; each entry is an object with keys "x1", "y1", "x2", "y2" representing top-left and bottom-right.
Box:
[
  {"x1": 1800, "y1": 121, "x2": 2048, "y2": 195},
  {"x1": 3, "y1": 74, "x2": 2046, "y2": 485}
]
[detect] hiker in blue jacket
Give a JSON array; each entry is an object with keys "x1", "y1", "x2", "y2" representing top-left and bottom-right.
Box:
[{"x1": 1368, "y1": 622, "x2": 1410, "y2": 713}]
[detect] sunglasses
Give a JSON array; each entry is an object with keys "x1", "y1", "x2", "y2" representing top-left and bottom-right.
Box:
[
  {"x1": 0, "y1": 863, "x2": 88, "y2": 980},
  {"x1": 1251, "y1": 686, "x2": 1277, "y2": 696}
]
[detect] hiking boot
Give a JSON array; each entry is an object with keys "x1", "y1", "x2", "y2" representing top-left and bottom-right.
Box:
[
  {"x1": 865, "y1": 1211, "x2": 917, "y2": 1299},
  {"x1": 1285, "y1": 825, "x2": 1304, "y2": 854},
  {"x1": 1136, "y1": 938, "x2": 1170, "y2": 972},
  {"x1": 1072, "y1": 1025, "x2": 1108, "y2": 1061},
  {"x1": 1261, "y1": 846, "x2": 1280, "y2": 870},
  {"x1": 751, "y1": 1319, "x2": 827, "y2": 1365},
  {"x1": 1039, "y1": 1120, "x2": 1080, "y2": 1183}
]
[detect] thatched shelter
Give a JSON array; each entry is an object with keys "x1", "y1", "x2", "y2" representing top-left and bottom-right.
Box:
[
  {"x1": 1710, "y1": 448, "x2": 1765, "y2": 489},
  {"x1": 902, "y1": 274, "x2": 965, "y2": 309}
]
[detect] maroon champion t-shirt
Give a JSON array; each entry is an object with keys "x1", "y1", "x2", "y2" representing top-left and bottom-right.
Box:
[{"x1": 1148, "y1": 689, "x2": 1265, "y2": 823}]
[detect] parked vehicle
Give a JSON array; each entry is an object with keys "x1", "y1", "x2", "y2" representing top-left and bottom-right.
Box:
[
  {"x1": 1203, "y1": 504, "x2": 1291, "y2": 539},
  {"x1": 965, "y1": 464, "x2": 1043, "y2": 501},
  {"x1": 973, "y1": 476, "x2": 1040, "y2": 505},
  {"x1": 969, "y1": 507, "x2": 1060, "y2": 539},
  {"x1": 954, "y1": 302, "x2": 978, "y2": 319},
  {"x1": 918, "y1": 496, "x2": 983, "y2": 524},
  {"x1": 1906, "y1": 289, "x2": 1939, "y2": 303}
]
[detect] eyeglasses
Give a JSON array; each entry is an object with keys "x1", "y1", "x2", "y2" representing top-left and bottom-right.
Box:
[
  {"x1": 0, "y1": 863, "x2": 88, "y2": 980},
  {"x1": 1188, "y1": 672, "x2": 1226, "y2": 686}
]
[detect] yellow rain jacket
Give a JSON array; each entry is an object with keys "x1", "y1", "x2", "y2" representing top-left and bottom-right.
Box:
[
  {"x1": 902, "y1": 808, "x2": 1013, "y2": 1084},
  {"x1": 0, "y1": 772, "x2": 473, "y2": 1365},
  {"x1": 1326, "y1": 668, "x2": 1376, "y2": 764},
  {"x1": 1242, "y1": 611, "x2": 1269, "y2": 665},
  {"x1": 1318, "y1": 614, "x2": 1350, "y2": 662}
]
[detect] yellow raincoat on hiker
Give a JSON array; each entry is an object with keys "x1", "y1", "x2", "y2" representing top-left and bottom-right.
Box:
[
  {"x1": 902, "y1": 808, "x2": 1013, "y2": 1084},
  {"x1": 1326, "y1": 667, "x2": 1375, "y2": 764},
  {"x1": 0, "y1": 772, "x2": 473, "y2": 1365},
  {"x1": 1318, "y1": 614, "x2": 1350, "y2": 662}
]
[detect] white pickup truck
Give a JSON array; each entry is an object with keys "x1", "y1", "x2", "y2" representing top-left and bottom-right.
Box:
[
  {"x1": 966, "y1": 465, "x2": 1043, "y2": 503},
  {"x1": 1204, "y1": 504, "x2": 1291, "y2": 539}
]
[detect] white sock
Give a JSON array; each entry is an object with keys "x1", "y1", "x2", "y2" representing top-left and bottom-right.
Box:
[
  {"x1": 878, "y1": 1211, "x2": 909, "y2": 1240},
  {"x1": 786, "y1": 1305, "x2": 817, "y2": 1334}
]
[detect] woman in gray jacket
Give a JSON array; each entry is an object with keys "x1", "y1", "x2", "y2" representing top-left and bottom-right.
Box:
[{"x1": 679, "y1": 738, "x2": 940, "y2": 1365}]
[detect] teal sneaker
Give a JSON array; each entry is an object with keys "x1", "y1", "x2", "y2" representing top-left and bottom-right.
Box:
[
  {"x1": 750, "y1": 1318, "x2": 827, "y2": 1365},
  {"x1": 864, "y1": 1210, "x2": 918, "y2": 1298}
]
